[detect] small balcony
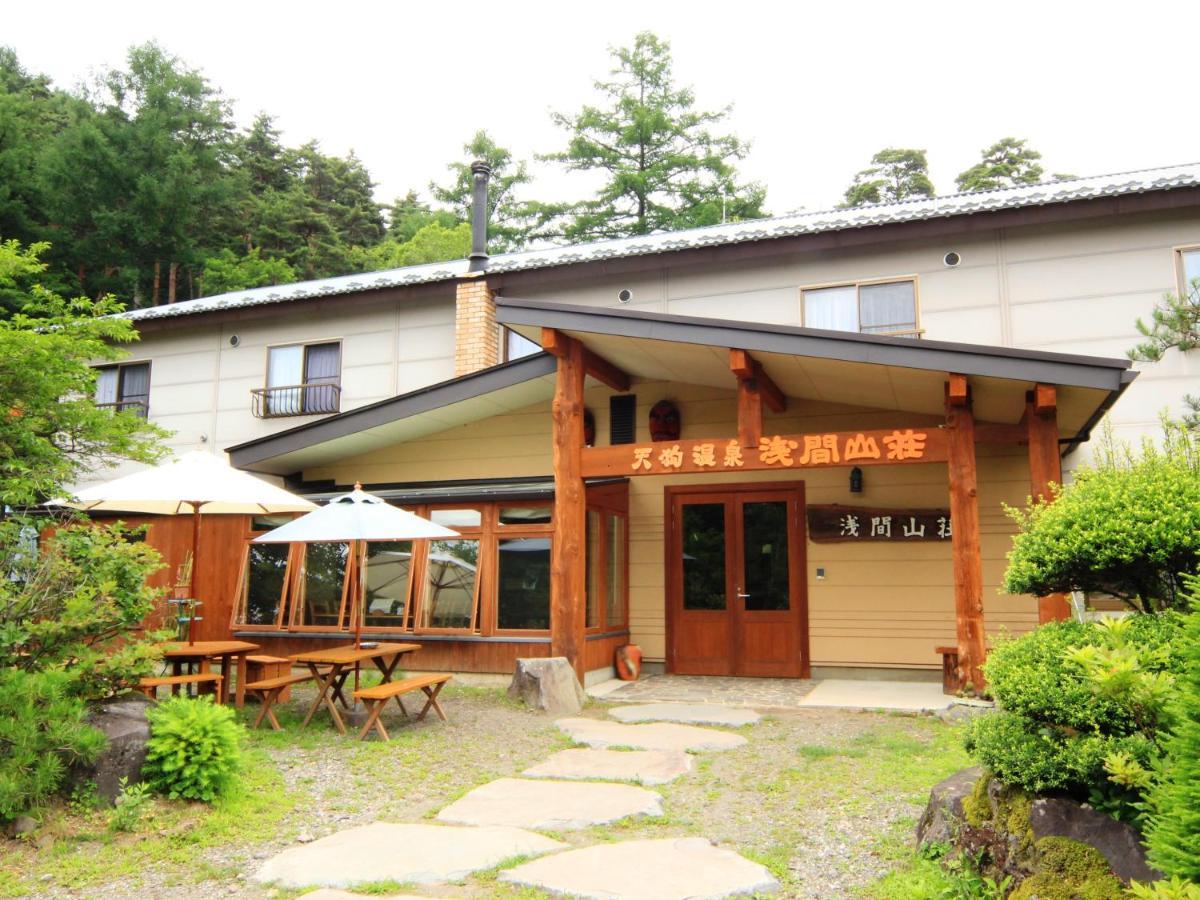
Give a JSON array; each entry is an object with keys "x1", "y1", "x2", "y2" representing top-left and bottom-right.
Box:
[{"x1": 251, "y1": 382, "x2": 341, "y2": 419}]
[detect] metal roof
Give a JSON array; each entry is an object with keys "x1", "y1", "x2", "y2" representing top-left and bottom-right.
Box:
[{"x1": 124, "y1": 162, "x2": 1200, "y2": 324}]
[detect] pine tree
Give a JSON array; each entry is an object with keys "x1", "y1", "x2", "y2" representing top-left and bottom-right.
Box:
[
  {"x1": 842, "y1": 148, "x2": 935, "y2": 207},
  {"x1": 955, "y1": 137, "x2": 1046, "y2": 192},
  {"x1": 429, "y1": 131, "x2": 536, "y2": 252}
]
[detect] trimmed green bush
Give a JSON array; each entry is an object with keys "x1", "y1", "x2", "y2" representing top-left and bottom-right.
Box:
[
  {"x1": 0, "y1": 669, "x2": 106, "y2": 822},
  {"x1": 142, "y1": 696, "x2": 243, "y2": 802}
]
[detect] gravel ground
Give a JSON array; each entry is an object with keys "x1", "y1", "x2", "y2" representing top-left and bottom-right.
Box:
[{"x1": 4, "y1": 683, "x2": 967, "y2": 899}]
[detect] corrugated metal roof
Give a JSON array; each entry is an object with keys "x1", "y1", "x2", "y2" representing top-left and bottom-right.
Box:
[{"x1": 123, "y1": 162, "x2": 1200, "y2": 324}]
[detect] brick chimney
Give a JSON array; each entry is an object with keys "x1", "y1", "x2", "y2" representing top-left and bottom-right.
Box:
[{"x1": 455, "y1": 160, "x2": 500, "y2": 376}]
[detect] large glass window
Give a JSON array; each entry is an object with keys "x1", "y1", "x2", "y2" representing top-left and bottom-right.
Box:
[
  {"x1": 243, "y1": 543, "x2": 289, "y2": 625},
  {"x1": 363, "y1": 541, "x2": 413, "y2": 628},
  {"x1": 802, "y1": 279, "x2": 919, "y2": 337},
  {"x1": 301, "y1": 543, "x2": 349, "y2": 627},
  {"x1": 606, "y1": 515, "x2": 625, "y2": 627},
  {"x1": 496, "y1": 537, "x2": 551, "y2": 630},
  {"x1": 420, "y1": 539, "x2": 479, "y2": 629},
  {"x1": 261, "y1": 342, "x2": 341, "y2": 416},
  {"x1": 94, "y1": 362, "x2": 150, "y2": 417}
]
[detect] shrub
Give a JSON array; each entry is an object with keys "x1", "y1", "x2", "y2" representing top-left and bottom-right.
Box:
[
  {"x1": 0, "y1": 669, "x2": 106, "y2": 822},
  {"x1": 107, "y1": 776, "x2": 151, "y2": 833},
  {"x1": 1144, "y1": 595, "x2": 1200, "y2": 881},
  {"x1": 142, "y1": 696, "x2": 243, "y2": 802},
  {"x1": 1002, "y1": 421, "x2": 1200, "y2": 613}
]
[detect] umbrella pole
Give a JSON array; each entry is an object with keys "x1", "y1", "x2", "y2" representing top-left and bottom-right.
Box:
[
  {"x1": 353, "y1": 540, "x2": 363, "y2": 698},
  {"x1": 188, "y1": 505, "x2": 202, "y2": 645}
]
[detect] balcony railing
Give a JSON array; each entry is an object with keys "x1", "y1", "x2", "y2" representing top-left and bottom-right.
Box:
[
  {"x1": 251, "y1": 382, "x2": 341, "y2": 419},
  {"x1": 96, "y1": 400, "x2": 149, "y2": 418}
]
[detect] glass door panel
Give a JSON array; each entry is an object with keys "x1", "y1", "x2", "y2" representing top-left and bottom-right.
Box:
[
  {"x1": 682, "y1": 503, "x2": 727, "y2": 610},
  {"x1": 741, "y1": 501, "x2": 790, "y2": 611}
]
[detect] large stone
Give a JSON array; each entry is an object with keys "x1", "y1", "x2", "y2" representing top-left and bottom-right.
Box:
[
  {"x1": 436, "y1": 777, "x2": 662, "y2": 830},
  {"x1": 1030, "y1": 797, "x2": 1161, "y2": 884},
  {"x1": 507, "y1": 657, "x2": 586, "y2": 715},
  {"x1": 523, "y1": 748, "x2": 693, "y2": 785},
  {"x1": 557, "y1": 717, "x2": 748, "y2": 752},
  {"x1": 252, "y1": 822, "x2": 566, "y2": 888},
  {"x1": 610, "y1": 703, "x2": 761, "y2": 727},
  {"x1": 500, "y1": 837, "x2": 780, "y2": 899},
  {"x1": 71, "y1": 695, "x2": 154, "y2": 804},
  {"x1": 916, "y1": 766, "x2": 983, "y2": 847}
]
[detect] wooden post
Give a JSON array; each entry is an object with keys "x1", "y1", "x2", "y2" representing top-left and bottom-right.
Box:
[
  {"x1": 737, "y1": 378, "x2": 763, "y2": 448},
  {"x1": 1027, "y1": 384, "x2": 1072, "y2": 622},
  {"x1": 550, "y1": 335, "x2": 587, "y2": 681},
  {"x1": 946, "y1": 378, "x2": 987, "y2": 692}
]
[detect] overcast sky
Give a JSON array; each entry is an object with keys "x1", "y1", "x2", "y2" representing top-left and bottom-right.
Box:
[{"x1": 7, "y1": 0, "x2": 1199, "y2": 217}]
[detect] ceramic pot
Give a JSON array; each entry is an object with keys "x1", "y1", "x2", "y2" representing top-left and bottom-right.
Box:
[{"x1": 615, "y1": 643, "x2": 642, "y2": 681}]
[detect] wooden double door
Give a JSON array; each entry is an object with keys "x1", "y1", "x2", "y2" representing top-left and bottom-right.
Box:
[{"x1": 667, "y1": 484, "x2": 809, "y2": 678}]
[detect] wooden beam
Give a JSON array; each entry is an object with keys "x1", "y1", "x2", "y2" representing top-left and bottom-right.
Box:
[
  {"x1": 946, "y1": 393, "x2": 987, "y2": 693},
  {"x1": 737, "y1": 379, "x2": 763, "y2": 447},
  {"x1": 1027, "y1": 387, "x2": 1071, "y2": 623},
  {"x1": 729, "y1": 349, "x2": 785, "y2": 413},
  {"x1": 550, "y1": 336, "x2": 587, "y2": 681},
  {"x1": 582, "y1": 347, "x2": 631, "y2": 392},
  {"x1": 541, "y1": 327, "x2": 569, "y2": 358},
  {"x1": 947, "y1": 373, "x2": 970, "y2": 407},
  {"x1": 582, "y1": 426, "x2": 949, "y2": 478}
]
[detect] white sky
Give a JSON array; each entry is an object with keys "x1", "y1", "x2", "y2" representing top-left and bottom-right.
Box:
[{"x1": 6, "y1": 0, "x2": 1200, "y2": 217}]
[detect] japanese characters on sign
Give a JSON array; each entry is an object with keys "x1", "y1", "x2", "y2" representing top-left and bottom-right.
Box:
[
  {"x1": 807, "y1": 505, "x2": 952, "y2": 543},
  {"x1": 626, "y1": 430, "x2": 929, "y2": 473}
]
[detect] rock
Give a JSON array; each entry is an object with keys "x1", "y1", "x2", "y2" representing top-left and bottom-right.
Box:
[
  {"x1": 935, "y1": 701, "x2": 997, "y2": 725},
  {"x1": 557, "y1": 717, "x2": 748, "y2": 752},
  {"x1": 436, "y1": 777, "x2": 662, "y2": 830},
  {"x1": 916, "y1": 766, "x2": 983, "y2": 847},
  {"x1": 12, "y1": 815, "x2": 37, "y2": 836},
  {"x1": 609, "y1": 703, "x2": 761, "y2": 727},
  {"x1": 70, "y1": 695, "x2": 153, "y2": 804},
  {"x1": 523, "y1": 748, "x2": 693, "y2": 785},
  {"x1": 507, "y1": 657, "x2": 586, "y2": 715},
  {"x1": 296, "y1": 833, "x2": 314, "y2": 844},
  {"x1": 1030, "y1": 797, "x2": 1161, "y2": 884}
]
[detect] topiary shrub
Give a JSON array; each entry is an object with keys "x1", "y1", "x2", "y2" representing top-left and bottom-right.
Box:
[
  {"x1": 0, "y1": 669, "x2": 107, "y2": 822},
  {"x1": 142, "y1": 696, "x2": 243, "y2": 802}
]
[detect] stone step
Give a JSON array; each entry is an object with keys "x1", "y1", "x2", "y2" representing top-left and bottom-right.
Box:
[
  {"x1": 436, "y1": 777, "x2": 662, "y2": 830},
  {"x1": 557, "y1": 717, "x2": 749, "y2": 752},
  {"x1": 523, "y1": 748, "x2": 692, "y2": 785},
  {"x1": 609, "y1": 702, "x2": 762, "y2": 726}
]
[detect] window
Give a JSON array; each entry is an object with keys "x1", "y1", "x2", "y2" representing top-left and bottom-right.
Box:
[
  {"x1": 503, "y1": 327, "x2": 541, "y2": 362},
  {"x1": 95, "y1": 362, "x2": 150, "y2": 417},
  {"x1": 585, "y1": 506, "x2": 629, "y2": 630},
  {"x1": 254, "y1": 341, "x2": 341, "y2": 417},
  {"x1": 420, "y1": 539, "x2": 480, "y2": 629},
  {"x1": 1179, "y1": 248, "x2": 1200, "y2": 299},
  {"x1": 802, "y1": 279, "x2": 920, "y2": 337}
]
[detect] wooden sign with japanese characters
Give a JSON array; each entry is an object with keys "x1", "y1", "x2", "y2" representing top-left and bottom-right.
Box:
[
  {"x1": 579, "y1": 427, "x2": 949, "y2": 478},
  {"x1": 807, "y1": 505, "x2": 952, "y2": 543}
]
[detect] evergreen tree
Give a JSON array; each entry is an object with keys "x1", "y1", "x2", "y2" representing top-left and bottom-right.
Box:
[
  {"x1": 540, "y1": 32, "x2": 766, "y2": 241},
  {"x1": 1129, "y1": 278, "x2": 1200, "y2": 427},
  {"x1": 386, "y1": 190, "x2": 457, "y2": 243},
  {"x1": 955, "y1": 137, "x2": 1046, "y2": 192},
  {"x1": 842, "y1": 148, "x2": 935, "y2": 207},
  {"x1": 430, "y1": 131, "x2": 536, "y2": 252}
]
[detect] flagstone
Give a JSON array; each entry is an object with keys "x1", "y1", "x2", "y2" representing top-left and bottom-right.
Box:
[
  {"x1": 609, "y1": 702, "x2": 761, "y2": 726},
  {"x1": 500, "y1": 836, "x2": 780, "y2": 899},
  {"x1": 252, "y1": 822, "x2": 566, "y2": 888},
  {"x1": 436, "y1": 777, "x2": 662, "y2": 830},
  {"x1": 556, "y1": 717, "x2": 748, "y2": 752},
  {"x1": 522, "y1": 748, "x2": 693, "y2": 785}
]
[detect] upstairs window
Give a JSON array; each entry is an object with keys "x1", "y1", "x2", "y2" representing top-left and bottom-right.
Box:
[
  {"x1": 94, "y1": 362, "x2": 150, "y2": 417},
  {"x1": 1179, "y1": 247, "x2": 1200, "y2": 299},
  {"x1": 254, "y1": 341, "x2": 341, "y2": 418},
  {"x1": 802, "y1": 278, "x2": 920, "y2": 337}
]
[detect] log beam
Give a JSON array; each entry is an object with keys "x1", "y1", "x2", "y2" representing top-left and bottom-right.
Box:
[
  {"x1": 1026, "y1": 384, "x2": 1072, "y2": 623},
  {"x1": 737, "y1": 378, "x2": 763, "y2": 447},
  {"x1": 947, "y1": 372, "x2": 970, "y2": 407},
  {"x1": 542, "y1": 328, "x2": 630, "y2": 392},
  {"x1": 946, "y1": 381, "x2": 987, "y2": 693},
  {"x1": 729, "y1": 349, "x2": 786, "y2": 413},
  {"x1": 550, "y1": 332, "x2": 588, "y2": 681}
]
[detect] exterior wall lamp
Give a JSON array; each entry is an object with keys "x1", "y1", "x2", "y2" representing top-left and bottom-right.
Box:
[{"x1": 850, "y1": 466, "x2": 863, "y2": 493}]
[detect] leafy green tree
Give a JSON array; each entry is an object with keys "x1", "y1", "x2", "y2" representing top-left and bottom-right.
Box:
[
  {"x1": 1129, "y1": 280, "x2": 1200, "y2": 427},
  {"x1": 354, "y1": 222, "x2": 471, "y2": 270},
  {"x1": 842, "y1": 148, "x2": 935, "y2": 207},
  {"x1": 1002, "y1": 421, "x2": 1200, "y2": 613},
  {"x1": 386, "y1": 190, "x2": 457, "y2": 244},
  {"x1": 540, "y1": 31, "x2": 766, "y2": 241},
  {"x1": 0, "y1": 239, "x2": 165, "y2": 506},
  {"x1": 955, "y1": 137, "x2": 1046, "y2": 192},
  {"x1": 430, "y1": 131, "x2": 537, "y2": 252},
  {"x1": 201, "y1": 247, "x2": 296, "y2": 294}
]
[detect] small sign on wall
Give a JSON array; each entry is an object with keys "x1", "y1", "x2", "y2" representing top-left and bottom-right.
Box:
[{"x1": 807, "y1": 504, "x2": 952, "y2": 542}]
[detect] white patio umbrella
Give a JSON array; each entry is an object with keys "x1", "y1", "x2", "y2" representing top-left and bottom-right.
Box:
[
  {"x1": 52, "y1": 450, "x2": 317, "y2": 641},
  {"x1": 253, "y1": 484, "x2": 458, "y2": 649}
]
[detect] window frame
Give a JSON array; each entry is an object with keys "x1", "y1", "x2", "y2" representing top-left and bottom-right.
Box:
[
  {"x1": 490, "y1": 502, "x2": 555, "y2": 637},
  {"x1": 414, "y1": 505, "x2": 486, "y2": 635},
  {"x1": 799, "y1": 275, "x2": 923, "y2": 338},
  {"x1": 500, "y1": 325, "x2": 542, "y2": 363},
  {"x1": 94, "y1": 360, "x2": 152, "y2": 417},
  {"x1": 584, "y1": 494, "x2": 630, "y2": 635},
  {"x1": 259, "y1": 339, "x2": 343, "y2": 417},
  {"x1": 1175, "y1": 245, "x2": 1200, "y2": 299}
]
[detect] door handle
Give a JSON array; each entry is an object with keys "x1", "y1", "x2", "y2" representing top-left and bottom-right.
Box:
[{"x1": 736, "y1": 592, "x2": 751, "y2": 599}]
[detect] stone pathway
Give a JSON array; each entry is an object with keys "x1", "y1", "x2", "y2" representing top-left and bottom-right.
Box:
[
  {"x1": 262, "y1": 701, "x2": 777, "y2": 898},
  {"x1": 599, "y1": 674, "x2": 816, "y2": 707}
]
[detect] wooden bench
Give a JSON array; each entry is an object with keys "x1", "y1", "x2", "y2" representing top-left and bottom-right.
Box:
[
  {"x1": 245, "y1": 672, "x2": 321, "y2": 730},
  {"x1": 136, "y1": 672, "x2": 223, "y2": 700},
  {"x1": 246, "y1": 655, "x2": 294, "y2": 702},
  {"x1": 352, "y1": 674, "x2": 452, "y2": 741},
  {"x1": 936, "y1": 646, "x2": 961, "y2": 695}
]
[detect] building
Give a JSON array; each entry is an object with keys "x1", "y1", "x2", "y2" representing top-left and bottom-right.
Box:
[{"x1": 97, "y1": 163, "x2": 1200, "y2": 685}]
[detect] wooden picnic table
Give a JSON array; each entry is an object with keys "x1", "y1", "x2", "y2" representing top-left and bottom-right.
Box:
[
  {"x1": 290, "y1": 642, "x2": 421, "y2": 735},
  {"x1": 162, "y1": 640, "x2": 260, "y2": 708}
]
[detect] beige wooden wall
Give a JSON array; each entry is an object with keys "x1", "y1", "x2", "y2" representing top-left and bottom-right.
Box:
[{"x1": 304, "y1": 379, "x2": 1036, "y2": 670}]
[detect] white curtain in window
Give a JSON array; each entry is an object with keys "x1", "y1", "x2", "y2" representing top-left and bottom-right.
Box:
[
  {"x1": 859, "y1": 281, "x2": 916, "y2": 334},
  {"x1": 267, "y1": 345, "x2": 304, "y2": 388},
  {"x1": 304, "y1": 343, "x2": 340, "y2": 384},
  {"x1": 803, "y1": 286, "x2": 858, "y2": 332},
  {"x1": 95, "y1": 368, "x2": 118, "y2": 405}
]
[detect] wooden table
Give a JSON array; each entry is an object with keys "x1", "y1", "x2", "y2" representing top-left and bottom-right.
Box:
[
  {"x1": 290, "y1": 642, "x2": 421, "y2": 735},
  {"x1": 162, "y1": 640, "x2": 261, "y2": 708}
]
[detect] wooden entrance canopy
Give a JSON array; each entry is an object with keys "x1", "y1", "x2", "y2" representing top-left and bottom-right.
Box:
[{"x1": 499, "y1": 298, "x2": 1136, "y2": 690}]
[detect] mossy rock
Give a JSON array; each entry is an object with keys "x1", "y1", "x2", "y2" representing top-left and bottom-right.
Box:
[
  {"x1": 1009, "y1": 837, "x2": 1124, "y2": 899},
  {"x1": 962, "y1": 771, "x2": 993, "y2": 828}
]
